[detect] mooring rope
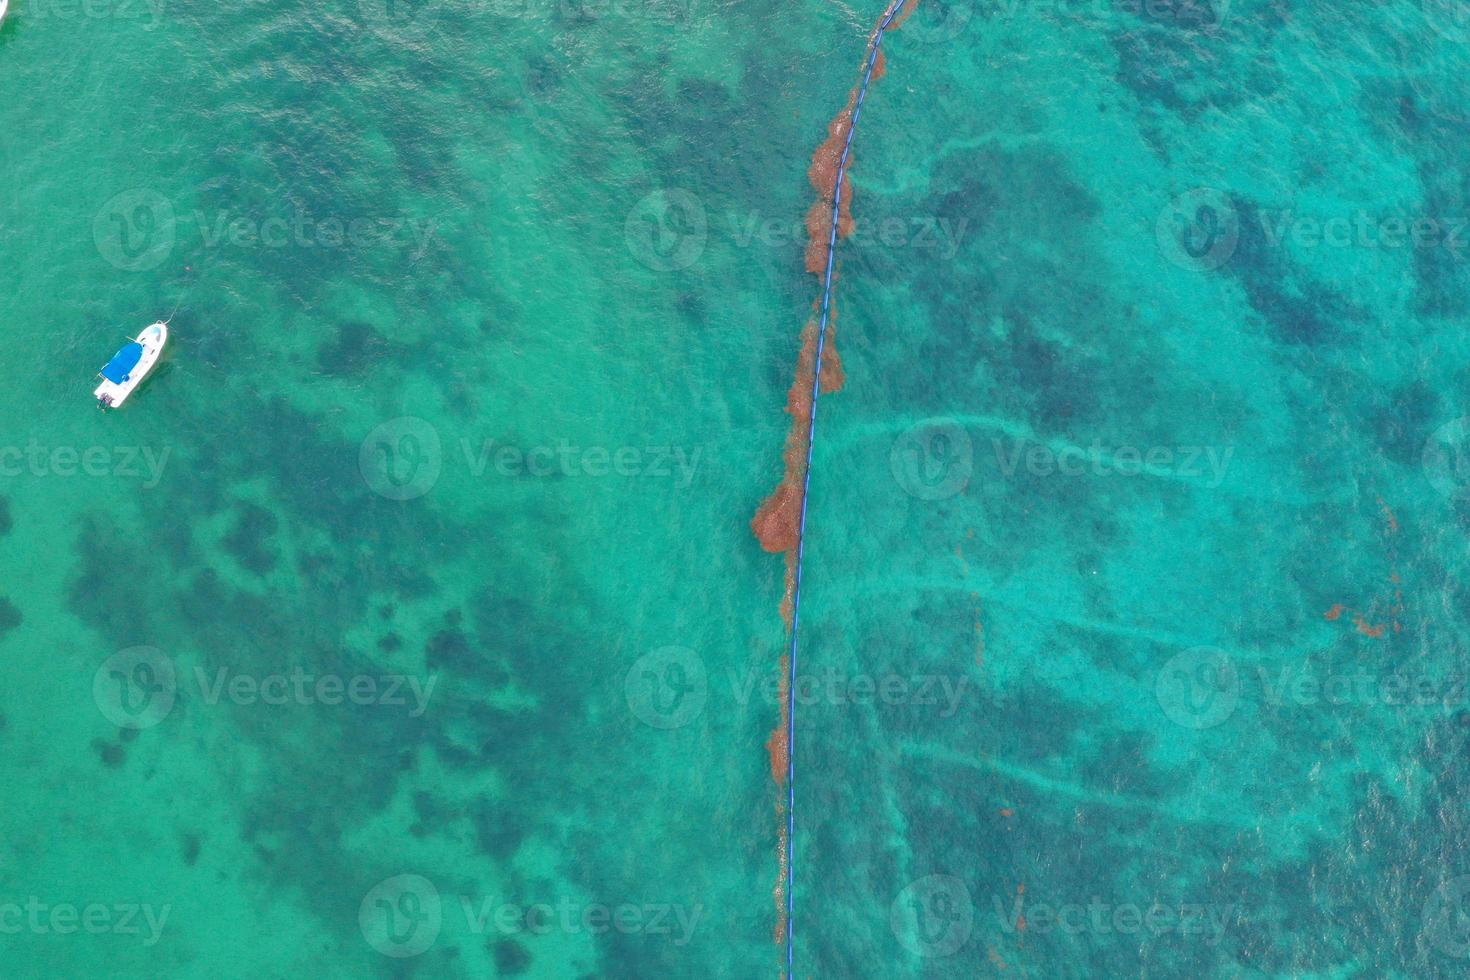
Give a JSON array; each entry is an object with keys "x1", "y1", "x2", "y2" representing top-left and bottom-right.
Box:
[{"x1": 784, "y1": 1, "x2": 907, "y2": 973}]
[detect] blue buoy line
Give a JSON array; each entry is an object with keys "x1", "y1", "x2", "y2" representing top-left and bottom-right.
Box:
[{"x1": 783, "y1": 1, "x2": 907, "y2": 974}]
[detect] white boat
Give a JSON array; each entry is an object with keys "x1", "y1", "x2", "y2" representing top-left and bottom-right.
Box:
[
  {"x1": 95, "y1": 322, "x2": 167, "y2": 409},
  {"x1": 0, "y1": 0, "x2": 9, "y2": 27}
]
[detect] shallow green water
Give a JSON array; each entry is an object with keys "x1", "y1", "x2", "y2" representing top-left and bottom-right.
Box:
[{"x1": 4, "y1": 0, "x2": 1470, "y2": 976}]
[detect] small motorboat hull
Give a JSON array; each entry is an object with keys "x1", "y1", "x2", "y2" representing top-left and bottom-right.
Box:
[{"x1": 95, "y1": 323, "x2": 167, "y2": 409}]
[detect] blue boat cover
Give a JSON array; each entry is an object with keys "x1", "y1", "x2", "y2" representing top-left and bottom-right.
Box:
[{"x1": 101, "y1": 342, "x2": 144, "y2": 384}]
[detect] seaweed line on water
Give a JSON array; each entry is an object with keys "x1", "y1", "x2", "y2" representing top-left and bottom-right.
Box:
[{"x1": 749, "y1": 0, "x2": 919, "y2": 969}]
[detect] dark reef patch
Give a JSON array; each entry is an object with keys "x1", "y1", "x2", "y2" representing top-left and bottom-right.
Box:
[
  {"x1": 879, "y1": 142, "x2": 1131, "y2": 436},
  {"x1": 1229, "y1": 718, "x2": 1470, "y2": 977},
  {"x1": 425, "y1": 628, "x2": 479, "y2": 675},
  {"x1": 0, "y1": 597, "x2": 21, "y2": 639},
  {"x1": 39, "y1": 17, "x2": 812, "y2": 974},
  {"x1": 1367, "y1": 379, "x2": 1440, "y2": 467},
  {"x1": 91, "y1": 738, "x2": 126, "y2": 768},
  {"x1": 1225, "y1": 198, "x2": 1366, "y2": 346},
  {"x1": 1410, "y1": 158, "x2": 1470, "y2": 319},
  {"x1": 62, "y1": 381, "x2": 623, "y2": 963},
  {"x1": 492, "y1": 938, "x2": 532, "y2": 975},
  {"x1": 411, "y1": 790, "x2": 447, "y2": 838},
  {"x1": 675, "y1": 290, "x2": 706, "y2": 324},
  {"x1": 318, "y1": 321, "x2": 391, "y2": 376},
  {"x1": 472, "y1": 797, "x2": 525, "y2": 861},
  {"x1": 1107, "y1": 3, "x2": 1276, "y2": 121},
  {"x1": 223, "y1": 502, "x2": 281, "y2": 575}
]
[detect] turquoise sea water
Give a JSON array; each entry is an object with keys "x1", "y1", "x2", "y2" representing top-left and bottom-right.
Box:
[{"x1": 5, "y1": 0, "x2": 1470, "y2": 976}]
